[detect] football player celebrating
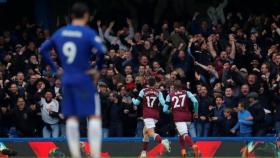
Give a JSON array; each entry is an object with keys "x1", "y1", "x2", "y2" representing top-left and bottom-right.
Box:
[
  {"x1": 163, "y1": 80, "x2": 199, "y2": 158},
  {"x1": 132, "y1": 77, "x2": 171, "y2": 158}
]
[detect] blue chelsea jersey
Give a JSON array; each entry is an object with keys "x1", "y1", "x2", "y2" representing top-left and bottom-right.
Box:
[{"x1": 39, "y1": 25, "x2": 106, "y2": 84}]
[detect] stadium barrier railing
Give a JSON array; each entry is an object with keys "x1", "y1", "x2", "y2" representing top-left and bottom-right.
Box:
[{"x1": 0, "y1": 137, "x2": 279, "y2": 157}]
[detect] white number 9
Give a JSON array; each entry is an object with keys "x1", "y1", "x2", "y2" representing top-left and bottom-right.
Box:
[{"x1": 63, "y1": 42, "x2": 77, "y2": 64}]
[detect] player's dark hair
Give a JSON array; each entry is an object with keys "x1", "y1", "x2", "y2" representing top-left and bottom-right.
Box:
[
  {"x1": 148, "y1": 77, "x2": 156, "y2": 87},
  {"x1": 173, "y1": 80, "x2": 182, "y2": 90},
  {"x1": 71, "y1": 2, "x2": 89, "y2": 19}
]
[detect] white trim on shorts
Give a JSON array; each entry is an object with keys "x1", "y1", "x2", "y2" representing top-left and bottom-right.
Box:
[
  {"x1": 144, "y1": 118, "x2": 158, "y2": 129},
  {"x1": 175, "y1": 122, "x2": 191, "y2": 136}
]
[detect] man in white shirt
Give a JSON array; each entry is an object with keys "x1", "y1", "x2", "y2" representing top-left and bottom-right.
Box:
[
  {"x1": 104, "y1": 19, "x2": 134, "y2": 50},
  {"x1": 39, "y1": 90, "x2": 60, "y2": 138}
]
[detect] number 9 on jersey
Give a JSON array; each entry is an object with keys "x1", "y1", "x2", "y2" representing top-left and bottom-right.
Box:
[{"x1": 63, "y1": 41, "x2": 77, "y2": 64}]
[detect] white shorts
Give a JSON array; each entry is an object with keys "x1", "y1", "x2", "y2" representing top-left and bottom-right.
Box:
[
  {"x1": 144, "y1": 118, "x2": 158, "y2": 129},
  {"x1": 175, "y1": 122, "x2": 191, "y2": 135}
]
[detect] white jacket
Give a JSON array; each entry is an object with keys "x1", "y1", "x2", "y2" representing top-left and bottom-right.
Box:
[{"x1": 40, "y1": 98, "x2": 60, "y2": 125}]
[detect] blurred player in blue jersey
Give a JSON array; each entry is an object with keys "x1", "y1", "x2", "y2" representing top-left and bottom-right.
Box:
[{"x1": 39, "y1": 3, "x2": 106, "y2": 158}]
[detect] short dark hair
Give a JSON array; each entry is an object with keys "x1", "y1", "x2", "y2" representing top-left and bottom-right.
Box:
[
  {"x1": 173, "y1": 80, "x2": 182, "y2": 90},
  {"x1": 148, "y1": 77, "x2": 156, "y2": 87},
  {"x1": 215, "y1": 94, "x2": 223, "y2": 100},
  {"x1": 44, "y1": 89, "x2": 54, "y2": 95},
  {"x1": 17, "y1": 97, "x2": 25, "y2": 102},
  {"x1": 225, "y1": 86, "x2": 233, "y2": 90},
  {"x1": 71, "y1": 2, "x2": 89, "y2": 19},
  {"x1": 224, "y1": 108, "x2": 232, "y2": 113},
  {"x1": 238, "y1": 102, "x2": 245, "y2": 108}
]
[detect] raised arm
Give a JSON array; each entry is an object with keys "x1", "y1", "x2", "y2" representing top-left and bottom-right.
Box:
[
  {"x1": 97, "y1": 20, "x2": 104, "y2": 42},
  {"x1": 104, "y1": 21, "x2": 116, "y2": 44},
  {"x1": 220, "y1": 0, "x2": 228, "y2": 9},
  {"x1": 126, "y1": 18, "x2": 134, "y2": 40},
  {"x1": 90, "y1": 31, "x2": 107, "y2": 70},
  {"x1": 207, "y1": 8, "x2": 215, "y2": 25},
  {"x1": 39, "y1": 38, "x2": 57, "y2": 73},
  {"x1": 207, "y1": 35, "x2": 217, "y2": 58},
  {"x1": 272, "y1": 23, "x2": 280, "y2": 36},
  {"x1": 229, "y1": 34, "x2": 236, "y2": 59}
]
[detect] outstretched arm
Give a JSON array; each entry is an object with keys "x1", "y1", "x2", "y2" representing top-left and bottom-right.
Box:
[
  {"x1": 232, "y1": 122, "x2": 240, "y2": 131},
  {"x1": 194, "y1": 61, "x2": 209, "y2": 71},
  {"x1": 239, "y1": 119, "x2": 253, "y2": 125},
  {"x1": 132, "y1": 89, "x2": 144, "y2": 106},
  {"x1": 158, "y1": 92, "x2": 166, "y2": 106},
  {"x1": 187, "y1": 91, "x2": 199, "y2": 113},
  {"x1": 163, "y1": 94, "x2": 170, "y2": 112}
]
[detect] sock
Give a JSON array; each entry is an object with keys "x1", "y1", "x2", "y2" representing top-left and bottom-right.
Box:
[
  {"x1": 66, "y1": 118, "x2": 81, "y2": 158},
  {"x1": 142, "y1": 141, "x2": 149, "y2": 151},
  {"x1": 179, "y1": 135, "x2": 186, "y2": 150},
  {"x1": 154, "y1": 134, "x2": 162, "y2": 143},
  {"x1": 183, "y1": 135, "x2": 194, "y2": 147},
  {"x1": 142, "y1": 137, "x2": 149, "y2": 151},
  {"x1": 88, "y1": 119, "x2": 102, "y2": 158}
]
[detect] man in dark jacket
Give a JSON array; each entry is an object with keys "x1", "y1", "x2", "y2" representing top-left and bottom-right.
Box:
[
  {"x1": 108, "y1": 91, "x2": 123, "y2": 137},
  {"x1": 247, "y1": 92, "x2": 266, "y2": 136},
  {"x1": 11, "y1": 97, "x2": 37, "y2": 137},
  {"x1": 238, "y1": 84, "x2": 250, "y2": 106},
  {"x1": 222, "y1": 108, "x2": 236, "y2": 136},
  {"x1": 210, "y1": 95, "x2": 225, "y2": 136},
  {"x1": 223, "y1": 87, "x2": 238, "y2": 109},
  {"x1": 99, "y1": 82, "x2": 110, "y2": 138},
  {"x1": 197, "y1": 86, "x2": 213, "y2": 137}
]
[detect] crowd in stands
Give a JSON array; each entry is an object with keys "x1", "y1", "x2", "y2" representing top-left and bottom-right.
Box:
[{"x1": 1, "y1": 0, "x2": 280, "y2": 138}]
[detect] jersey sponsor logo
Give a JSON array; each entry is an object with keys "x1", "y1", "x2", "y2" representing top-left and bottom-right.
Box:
[{"x1": 62, "y1": 30, "x2": 82, "y2": 38}]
